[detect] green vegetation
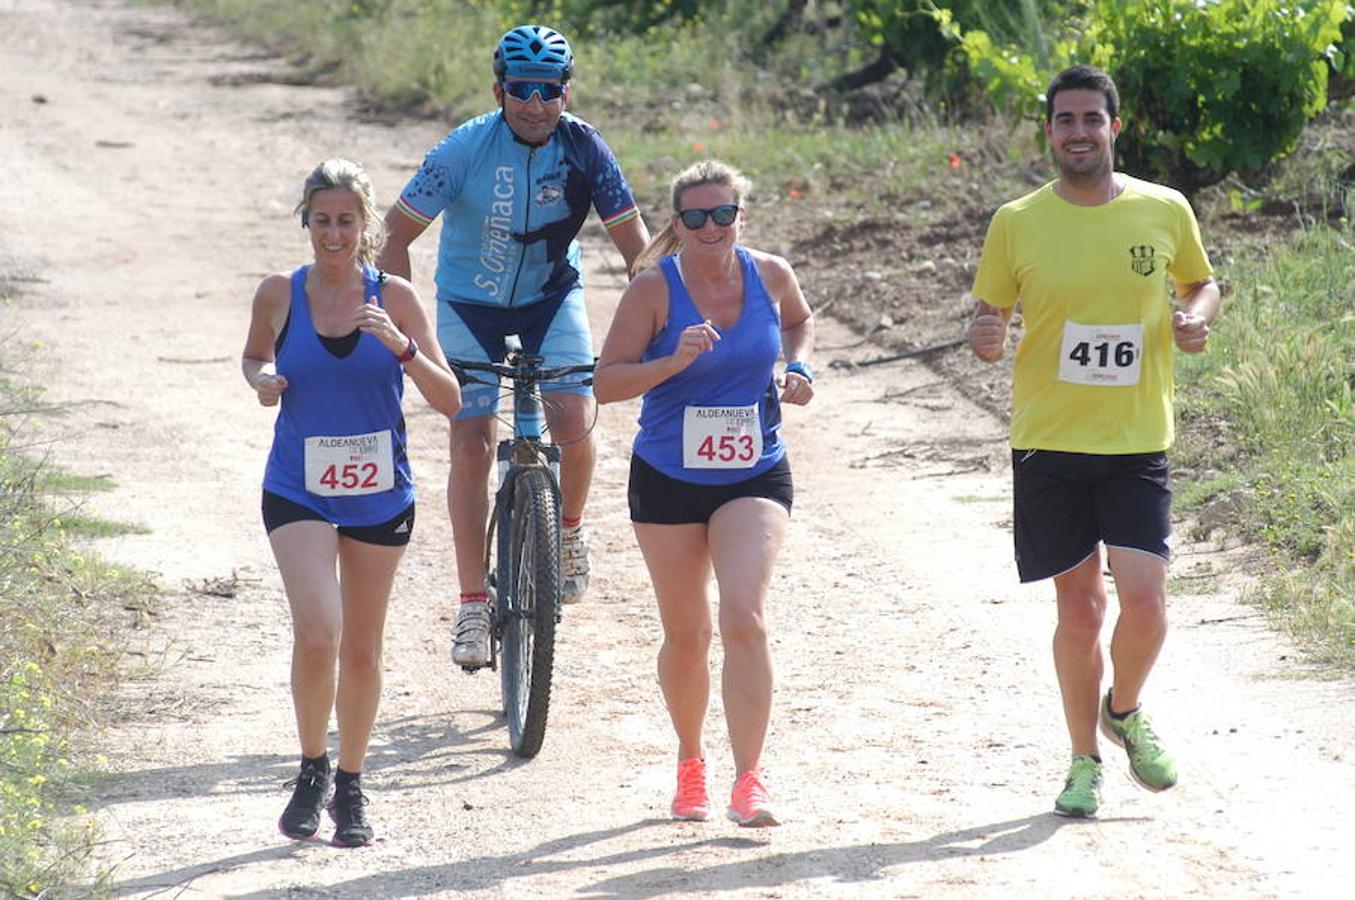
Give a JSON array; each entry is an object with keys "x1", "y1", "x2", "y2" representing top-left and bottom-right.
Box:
[
  {"x1": 1174, "y1": 227, "x2": 1355, "y2": 661},
  {"x1": 160, "y1": 1, "x2": 1355, "y2": 204},
  {"x1": 949, "y1": 0, "x2": 1350, "y2": 198},
  {"x1": 1, "y1": 341, "x2": 156, "y2": 896},
  {"x1": 1089, "y1": 0, "x2": 1346, "y2": 198}
]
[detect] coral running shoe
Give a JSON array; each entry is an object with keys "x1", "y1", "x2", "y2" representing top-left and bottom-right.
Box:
[
  {"x1": 726, "y1": 769, "x2": 780, "y2": 827},
  {"x1": 671, "y1": 758, "x2": 711, "y2": 821}
]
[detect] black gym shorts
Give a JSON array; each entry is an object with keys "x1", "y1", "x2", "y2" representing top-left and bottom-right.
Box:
[
  {"x1": 628, "y1": 454, "x2": 793, "y2": 525},
  {"x1": 261, "y1": 490, "x2": 415, "y2": 547},
  {"x1": 1011, "y1": 449, "x2": 1171, "y2": 583}
]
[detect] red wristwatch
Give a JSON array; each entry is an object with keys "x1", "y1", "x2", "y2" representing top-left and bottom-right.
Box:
[{"x1": 396, "y1": 336, "x2": 418, "y2": 364}]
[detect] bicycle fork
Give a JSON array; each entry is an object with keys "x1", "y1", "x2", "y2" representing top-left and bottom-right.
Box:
[{"x1": 486, "y1": 440, "x2": 566, "y2": 659}]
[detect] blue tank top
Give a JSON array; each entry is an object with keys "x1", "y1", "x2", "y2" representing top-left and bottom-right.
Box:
[
  {"x1": 262, "y1": 266, "x2": 414, "y2": 525},
  {"x1": 395, "y1": 110, "x2": 640, "y2": 308},
  {"x1": 633, "y1": 248, "x2": 785, "y2": 485}
]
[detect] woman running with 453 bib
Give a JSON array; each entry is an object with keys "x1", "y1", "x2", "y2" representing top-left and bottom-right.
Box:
[{"x1": 594, "y1": 159, "x2": 815, "y2": 827}]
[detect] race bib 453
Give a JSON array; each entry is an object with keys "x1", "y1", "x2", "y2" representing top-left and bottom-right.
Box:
[{"x1": 682, "y1": 405, "x2": 762, "y2": 469}]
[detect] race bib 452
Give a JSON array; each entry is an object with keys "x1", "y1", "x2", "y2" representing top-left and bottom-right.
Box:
[{"x1": 304, "y1": 430, "x2": 395, "y2": 496}]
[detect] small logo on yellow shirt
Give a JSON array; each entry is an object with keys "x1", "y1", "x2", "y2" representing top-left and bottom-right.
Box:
[{"x1": 1129, "y1": 244, "x2": 1157, "y2": 277}]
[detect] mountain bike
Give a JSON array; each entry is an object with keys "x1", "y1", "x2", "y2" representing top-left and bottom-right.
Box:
[{"x1": 446, "y1": 340, "x2": 594, "y2": 759}]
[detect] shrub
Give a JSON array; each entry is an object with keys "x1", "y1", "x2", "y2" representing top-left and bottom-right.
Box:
[
  {"x1": 1087, "y1": 0, "x2": 1348, "y2": 198},
  {"x1": 952, "y1": 0, "x2": 1350, "y2": 198}
]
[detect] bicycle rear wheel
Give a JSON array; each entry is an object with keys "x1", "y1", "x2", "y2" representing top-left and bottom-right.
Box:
[{"x1": 499, "y1": 465, "x2": 561, "y2": 758}]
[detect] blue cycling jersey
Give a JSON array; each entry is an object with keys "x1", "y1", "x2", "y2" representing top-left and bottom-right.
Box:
[{"x1": 395, "y1": 110, "x2": 639, "y2": 308}]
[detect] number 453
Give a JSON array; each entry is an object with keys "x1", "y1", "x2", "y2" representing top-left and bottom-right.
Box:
[{"x1": 697, "y1": 434, "x2": 755, "y2": 463}]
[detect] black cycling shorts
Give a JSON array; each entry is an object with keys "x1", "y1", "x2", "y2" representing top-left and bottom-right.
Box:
[
  {"x1": 628, "y1": 454, "x2": 793, "y2": 525},
  {"x1": 1011, "y1": 449, "x2": 1171, "y2": 583},
  {"x1": 261, "y1": 490, "x2": 415, "y2": 547}
]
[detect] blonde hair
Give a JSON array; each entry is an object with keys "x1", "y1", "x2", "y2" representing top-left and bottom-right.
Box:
[
  {"x1": 631, "y1": 159, "x2": 753, "y2": 274},
  {"x1": 294, "y1": 158, "x2": 386, "y2": 268}
]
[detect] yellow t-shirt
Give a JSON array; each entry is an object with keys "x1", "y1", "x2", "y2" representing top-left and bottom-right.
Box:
[{"x1": 971, "y1": 176, "x2": 1213, "y2": 454}]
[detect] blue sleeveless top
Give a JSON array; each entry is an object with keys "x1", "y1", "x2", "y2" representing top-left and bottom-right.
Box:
[
  {"x1": 262, "y1": 265, "x2": 414, "y2": 524},
  {"x1": 632, "y1": 248, "x2": 785, "y2": 485}
]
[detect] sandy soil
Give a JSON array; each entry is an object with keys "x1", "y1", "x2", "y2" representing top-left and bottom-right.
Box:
[{"x1": 2, "y1": 1, "x2": 1352, "y2": 897}]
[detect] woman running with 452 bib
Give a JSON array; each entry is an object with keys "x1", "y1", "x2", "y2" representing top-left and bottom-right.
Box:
[{"x1": 241, "y1": 159, "x2": 460, "y2": 846}]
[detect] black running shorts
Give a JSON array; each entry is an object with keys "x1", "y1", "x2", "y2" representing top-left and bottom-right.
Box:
[
  {"x1": 1011, "y1": 449, "x2": 1171, "y2": 583},
  {"x1": 628, "y1": 454, "x2": 793, "y2": 525},
  {"x1": 261, "y1": 490, "x2": 415, "y2": 547}
]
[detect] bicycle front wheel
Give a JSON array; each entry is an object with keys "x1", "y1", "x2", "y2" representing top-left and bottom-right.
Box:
[{"x1": 499, "y1": 466, "x2": 561, "y2": 758}]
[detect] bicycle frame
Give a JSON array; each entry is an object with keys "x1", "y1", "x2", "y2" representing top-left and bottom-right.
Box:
[
  {"x1": 447, "y1": 341, "x2": 594, "y2": 756},
  {"x1": 488, "y1": 359, "x2": 564, "y2": 668},
  {"x1": 446, "y1": 344, "x2": 592, "y2": 664}
]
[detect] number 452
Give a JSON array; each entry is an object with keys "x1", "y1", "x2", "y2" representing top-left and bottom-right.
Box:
[{"x1": 319, "y1": 462, "x2": 379, "y2": 490}]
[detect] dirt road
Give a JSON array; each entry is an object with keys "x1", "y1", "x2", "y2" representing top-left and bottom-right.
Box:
[{"x1": 3, "y1": 1, "x2": 1351, "y2": 897}]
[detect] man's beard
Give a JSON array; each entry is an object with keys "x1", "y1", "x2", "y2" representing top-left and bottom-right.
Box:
[{"x1": 1058, "y1": 148, "x2": 1113, "y2": 186}]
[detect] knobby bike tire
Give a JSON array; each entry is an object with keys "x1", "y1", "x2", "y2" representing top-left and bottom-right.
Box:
[{"x1": 498, "y1": 466, "x2": 561, "y2": 758}]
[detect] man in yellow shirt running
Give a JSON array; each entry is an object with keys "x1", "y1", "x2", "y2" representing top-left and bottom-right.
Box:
[{"x1": 967, "y1": 64, "x2": 1221, "y2": 818}]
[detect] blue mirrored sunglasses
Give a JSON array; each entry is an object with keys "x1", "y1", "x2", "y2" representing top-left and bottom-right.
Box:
[
  {"x1": 678, "y1": 204, "x2": 740, "y2": 229},
  {"x1": 502, "y1": 80, "x2": 566, "y2": 103}
]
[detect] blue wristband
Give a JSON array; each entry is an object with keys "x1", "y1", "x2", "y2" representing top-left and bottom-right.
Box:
[{"x1": 785, "y1": 360, "x2": 814, "y2": 383}]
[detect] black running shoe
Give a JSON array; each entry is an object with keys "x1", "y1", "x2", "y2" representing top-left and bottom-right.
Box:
[
  {"x1": 328, "y1": 779, "x2": 374, "y2": 847},
  {"x1": 278, "y1": 761, "x2": 331, "y2": 840}
]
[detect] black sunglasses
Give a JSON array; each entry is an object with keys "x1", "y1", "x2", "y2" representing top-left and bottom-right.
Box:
[
  {"x1": 502, "y1": 80, "x2": 566, "y2": 103},
  {"x1": 678, "y1": 204, "x2": 740, "y2": 229}
]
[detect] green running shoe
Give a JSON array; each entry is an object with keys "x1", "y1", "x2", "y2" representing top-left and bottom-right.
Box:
[
  {"x1": 1100, "y1": 691, "x2": 1178, "y2": 791},
  {"x1": 1054, "y1": 754, "x2": 1102, "y2": 818}
]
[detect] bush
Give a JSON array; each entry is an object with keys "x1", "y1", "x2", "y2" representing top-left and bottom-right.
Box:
[
  {"x1": 1174, "y1": 227, "x2": 1355, "y2": 661},
  {"x1": 952, "y1": 0, "x2": 1350, "y2": 198},
  {"x1": 1, "y1": 355, "x2": 155, "y2": 895},
  {"x1": 1087, "y1": 0, "x2": 1348, "y2": 198}
]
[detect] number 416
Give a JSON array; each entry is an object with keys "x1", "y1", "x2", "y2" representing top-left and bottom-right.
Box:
[{"x1": 1069, "y1": 341, "x2": 1135, "y2": 368}]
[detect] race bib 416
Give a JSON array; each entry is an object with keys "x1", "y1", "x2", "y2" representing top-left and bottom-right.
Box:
[{"x1": 1058, "y1": 321, "x2": 1143, "y2": 386}]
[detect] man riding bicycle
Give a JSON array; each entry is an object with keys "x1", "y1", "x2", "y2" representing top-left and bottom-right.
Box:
[{"x1": 378, "y1": 24, "x2": 649, "y2": 667}]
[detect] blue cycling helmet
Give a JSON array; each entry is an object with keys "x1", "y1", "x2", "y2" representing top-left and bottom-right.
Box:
[{"x1": 493, "y1": 25, "x2": 574, "y2": 82}]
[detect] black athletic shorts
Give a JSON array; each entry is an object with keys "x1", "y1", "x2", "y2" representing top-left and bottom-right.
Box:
[
  {"x1": 1011, "y1": 449, "x2": 1171, "y2": 583},
  {"x1": 628, "y1": 454, "x2": 793, "y2": 525},
  {"x1": 261, "y1": 490, "x2": 415, "y2": 547}
]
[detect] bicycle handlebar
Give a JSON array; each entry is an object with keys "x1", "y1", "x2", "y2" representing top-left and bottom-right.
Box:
[{"x1": 447, "y1": 355, "x2": 596, "y2": 387}]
